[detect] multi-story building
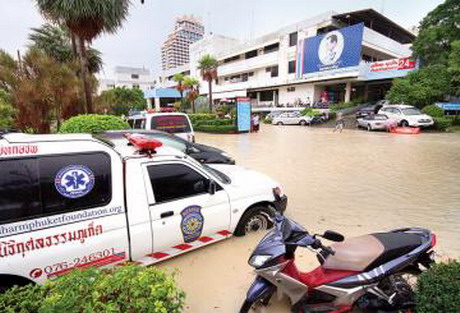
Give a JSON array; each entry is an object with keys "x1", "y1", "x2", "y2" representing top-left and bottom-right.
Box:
[
  {"x1": 188, "y1": 9, "x2": 418, "y2": 109},
  {"x1": 98, "y1": 66, "x2": 155, "y2": 94},
  {"x1": 161, "y1": 15, "x2": 205, "y2": 71}
]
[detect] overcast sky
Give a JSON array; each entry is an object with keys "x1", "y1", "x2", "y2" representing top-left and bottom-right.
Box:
[{"x1": 0, "y1": 0, "x2": 443, "y2": 77}]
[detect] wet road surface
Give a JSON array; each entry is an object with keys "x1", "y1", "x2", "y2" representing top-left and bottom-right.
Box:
[{"x1": 158, "y1": 125, "x2": 460, "y2": 313}]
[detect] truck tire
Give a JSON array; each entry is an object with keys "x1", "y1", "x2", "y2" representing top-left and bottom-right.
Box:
[
  {"x1": 234, "y1": 205, "x2": 275, "y2": 236},
  {"x1": 0, "y1": 275, "x2": 33, "y2": 293}
]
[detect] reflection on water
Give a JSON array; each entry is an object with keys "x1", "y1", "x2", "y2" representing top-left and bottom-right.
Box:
[{"x1": 158, "y1": 126, "x2": 460, "y2": 313}]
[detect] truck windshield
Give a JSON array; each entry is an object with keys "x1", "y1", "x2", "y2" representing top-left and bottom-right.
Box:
[
  {"x1": 202, "y1": 165, "x2": 231, "y2": 184},
  {"x1": 151, "y1": 115, "x2": 191, "y2": 133}
]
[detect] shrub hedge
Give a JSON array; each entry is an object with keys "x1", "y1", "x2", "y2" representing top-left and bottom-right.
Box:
[
  {"x1": 422, "y1": 105, "x2": 444, "y2": 118},
  {"x1": 194, "y1": 124, "x2": 237, "y2": 133},
  {"x1": 0, "y1": 265, "x2": 185, "y2": 313},
  {"x1": 433, "y1": 117, "x2": 453, "y2": 131},
  {"x1": 59, "y1": 114, "x2": 129, "y2": 134},
  {"x1": 416, "y1": 261, "x2": 460, "y2": 313},
  {"x1": 188, "y1": 113, "x2": 216, "y2": 124}
]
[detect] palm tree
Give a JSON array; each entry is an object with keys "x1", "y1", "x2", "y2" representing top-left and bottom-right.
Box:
[
  {"x1": 29, "y1": 24, "x2": 103, "y2": 74},
  {"x1": 35, "y1": 0, "x2": 131, "y2": 113},
  {"x1": 173, "y1": 73, "x2": 185, "y2": 102},
  {"x1": 197, "y1": 54, "x2": 218, "y2": 112},
  {"x1": 184, "y1": 76, "x2": 200, "y2": 113}
]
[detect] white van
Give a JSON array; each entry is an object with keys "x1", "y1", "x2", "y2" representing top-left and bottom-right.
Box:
[{"x1": 127, "y1": 112, "x2": 195, "y2": 142}]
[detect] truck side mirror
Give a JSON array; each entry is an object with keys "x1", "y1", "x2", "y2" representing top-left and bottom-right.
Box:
[
  {"x1": 193, "y1": 181, "x2": 206, "y2": 193},
  {"x1": 208, "y1": 180, "x2": 217, "y2": 195}
]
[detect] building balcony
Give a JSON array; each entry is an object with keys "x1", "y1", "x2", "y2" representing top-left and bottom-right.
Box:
[
  {"x1": 218, "y1": 52, "x2": 280, "y2": 76},
  {"x1": 362, "y1": 27, "x2": 412, "y2": 58}
]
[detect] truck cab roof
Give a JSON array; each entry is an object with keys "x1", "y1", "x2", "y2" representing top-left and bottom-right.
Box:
[{"x1": 0, "y1": 133, "x2": 187, "y2": 160}]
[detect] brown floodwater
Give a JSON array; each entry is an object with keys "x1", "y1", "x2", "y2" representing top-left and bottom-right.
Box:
[{"x1": 158, "y1": 125, "x2": 460, "y2": 313}]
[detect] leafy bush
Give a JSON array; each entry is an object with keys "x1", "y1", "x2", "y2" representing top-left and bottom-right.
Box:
[
  {"x1": 197, "y1": 119, "x2": 234, "y2": 126},
  {"x1": 188, "y1": 113, "x2": 216, "y2": 124},
  {"x1": 59, "y1": 114, "x2": 129, "y2": 134},
  {"x1": 194, "y1": 124, "x2": 237, "y2": 133},
  {"x1": 0, "y1": 265, "x2": 185, "y2": 313},
  {"x1": 95, "y1": 87, "x2": 147, "y2": 116},
  {"x1": 263, "y1": 117, "x2": 272, "y2": 124},
  {"x1": 433, "y1": 117, "x2": 453, "y2": 131},
  {"x1": 329, "y1": 102, "x2": 356, "y2": 112},
  {"x1": 416, "y1": 261, "x2": 460, "y2": 313},
  {"x1": 422, "y1": 105, "x2": 444, "y2": 117}
]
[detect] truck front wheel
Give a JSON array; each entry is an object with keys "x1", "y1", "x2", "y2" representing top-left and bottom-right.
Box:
[{"x1": 234, "y1": 205, "x2": 275, "y2": 236}]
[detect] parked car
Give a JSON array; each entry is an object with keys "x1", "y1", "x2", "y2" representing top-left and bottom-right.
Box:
[
  {"x1": 0, "y1": 132, "x2": 287, "y2": 290},
  {"x1": 266, "y1": 111, "x2": 286, "y2": 120},
  {"x1": 378, "y1": 105, "x2": 434, "y2": 127},
  {"x1": 127, "y1": 112, "x2": 195, "y2": 142},
  {"x1": 272, "y1": 112, "x2": 313, "y2": 126},
  {"x1": 356, "y1": 114, "x2": 389, "y2": 131},
  {"x1": 355, "y1": 102, "x2": 383, "y2": 119},
  {"x1": 101, "y1": 130, "x2": 235, "y2": 165}
]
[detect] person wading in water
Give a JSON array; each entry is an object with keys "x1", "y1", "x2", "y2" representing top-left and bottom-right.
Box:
[{"x1": 333, "y1": 112, "x2": 345, "y2": 133}]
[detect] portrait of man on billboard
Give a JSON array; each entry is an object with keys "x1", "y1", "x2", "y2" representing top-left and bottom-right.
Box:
[{"x1": 318, "y1": 31, "x2": 344, "y2": 66}]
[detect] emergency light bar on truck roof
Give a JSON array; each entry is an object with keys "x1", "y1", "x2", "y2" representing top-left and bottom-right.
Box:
[{"x1": 124, "y1": 133, "x2": 163, "y2": 155}]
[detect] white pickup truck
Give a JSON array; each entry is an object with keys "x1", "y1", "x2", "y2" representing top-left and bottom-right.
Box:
[{"x1": 0, "y1": 133, "x2": 287, "y2": 289}]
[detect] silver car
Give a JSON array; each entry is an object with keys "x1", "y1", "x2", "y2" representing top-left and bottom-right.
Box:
[
  {"x1": 272, "y1": 112, "x2": 313, "y2": 126},
  {"x1": 356, "y1": 114, "x2": 389, "y2": 131}
]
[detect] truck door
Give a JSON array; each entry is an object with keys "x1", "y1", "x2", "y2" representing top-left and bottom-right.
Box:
[{"x1": 144, "y1": 162, "x2": 231, "y2": 254}]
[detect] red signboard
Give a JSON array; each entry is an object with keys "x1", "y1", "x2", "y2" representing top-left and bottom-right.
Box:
[{"x1": 370, "y1": 57, "x2": 416, "y2": 72}]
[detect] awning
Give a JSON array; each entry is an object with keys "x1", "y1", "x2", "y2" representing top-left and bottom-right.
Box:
[{"x1": 213, "y1": 90, "x2": 247, "y2": 99}]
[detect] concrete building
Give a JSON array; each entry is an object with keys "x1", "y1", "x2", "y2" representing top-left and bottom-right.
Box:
[
  {"x1": 161, "y1": 15, "x2": 205, "y2": 71},
  {"x1": 98, "y1": 66, "x2": 156, "y2": 94},
  {"x1": 187, "y1": 9, "x2": 417, "y2": 109}
]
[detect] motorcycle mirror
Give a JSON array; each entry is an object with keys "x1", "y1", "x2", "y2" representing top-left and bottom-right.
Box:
[{"x1": 322, "y1": 230, "x2": 344, "y2": 242}]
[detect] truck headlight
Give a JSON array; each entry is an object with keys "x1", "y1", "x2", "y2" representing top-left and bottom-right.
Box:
[
  {"x1": 249, "y1": 255, "x2": 272, "y2": 268},
  {"x1": 273, "y1": 186, "x2": 284, "y2": 198}
]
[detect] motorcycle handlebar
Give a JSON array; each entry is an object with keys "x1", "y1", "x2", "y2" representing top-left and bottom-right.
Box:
[{"x1": 311, "y1": 238, "x2": 335, "y2": 255}]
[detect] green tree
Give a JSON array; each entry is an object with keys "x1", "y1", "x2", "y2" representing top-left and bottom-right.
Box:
[
  {"x1": 173, "y1": 73, "x2": 185, "y2": 101},
  {"x1": 412, "y1": 0, "x2": 460, "y2": 66},
  {"x1": 29, "y1": 23, "x2": 103, "y2": 74},
  {"x1": 184, "y1": 76, "x2": 200, "y2": 113},
  {"x1": 0, "y1": 48, "x2": 82, "y2": 133},
  {"x1": 198, "y1": 54, "x2": 218, "y2": 112},
  {"x1": 0, "y1": 89, "x2": 14, "y2": 129},
  {"x1": 448, "y1": 40, "x2": 460, "y2": 96},
  {"x1": 36, "y1": 0, "x2": 131, "y2": 113},
  {"x1": 387, "y1": 65, "x2": 452, "y2": 108},
  {"x1": 95, "y1": 86, "x2": 146, "y2": 116}
]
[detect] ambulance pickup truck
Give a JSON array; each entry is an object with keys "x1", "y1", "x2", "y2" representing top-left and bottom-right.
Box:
[{"x1": 0, "y1": 133, "x2": 287, "y2": 289}]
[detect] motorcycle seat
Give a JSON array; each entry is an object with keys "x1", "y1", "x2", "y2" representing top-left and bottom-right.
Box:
[
  {"x1": 322, "y1": 232, "x2": 422, "y2": 272},
  {"x1": 364, "y1": 232, "x2": 422, "y2": 271}
]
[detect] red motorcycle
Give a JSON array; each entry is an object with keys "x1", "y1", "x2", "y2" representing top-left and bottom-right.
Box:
[{"x1": 240, "y1": 214, "x2": 436, "y2": 313}]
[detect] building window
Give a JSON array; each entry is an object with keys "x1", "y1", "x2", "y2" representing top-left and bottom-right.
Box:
[
  {"x1": 107, "y1": 84, "x2": 115, "y2": 89},
  {"x1": 288, "y1": 60, "x2": 296, "y2": 74},
  {"x1": 287, "y1": 87, "x2": 296, "y2": 92},
  {"x1": 245, "y1": 50, "x2": 258, "y2": 59},
  {"x1": 289, "y1": 32, "x2": 298, "y2": 47},
  {"x1": 133, "y1": 84, "x2": 140, "y2": 89},
  {"x1": 224, "y1": 55, "x2": 240, "y2": 63},
  {"x1": 260, "y1": 90, "x2": 274, "y2": 102},
  {"x1": 131, "y1": 74, "x2": 139, "y2": 79},
  {"x1": 264, "y1": 43, "x2": 279, "y2": 54}
]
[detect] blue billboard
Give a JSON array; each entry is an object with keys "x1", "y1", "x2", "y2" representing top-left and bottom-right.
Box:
[
  {"x1": 236, "y1": 98, "x2": 251, "y2": 132},
  {"x1": 297, "y1": 23, "x2": 364, "y2": 77}
]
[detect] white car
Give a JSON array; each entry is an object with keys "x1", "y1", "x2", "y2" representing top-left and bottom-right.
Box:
[
  {"x1": 272, "y1": 112, "x2": 313, "y2": 126},
  {"x1": 378, "y1": 105, "x2": 434, "y2": 127},
  {"x1": 127, "y1": 112, "x2": 195, "y2": 142}
]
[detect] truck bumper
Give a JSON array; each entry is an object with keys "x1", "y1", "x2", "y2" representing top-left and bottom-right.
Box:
[{"x1": 274, "y1": 195, "x2": 288, "y2": 213}]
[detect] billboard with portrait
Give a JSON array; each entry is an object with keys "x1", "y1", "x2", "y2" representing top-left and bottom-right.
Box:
[{"x1": 297, "y1": 23, "x2": 364, "y2": 78}]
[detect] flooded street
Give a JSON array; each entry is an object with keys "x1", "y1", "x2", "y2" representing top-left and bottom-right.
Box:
[{"x1": 158, "y1": 125, "x2": 460, "y2": 313}]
